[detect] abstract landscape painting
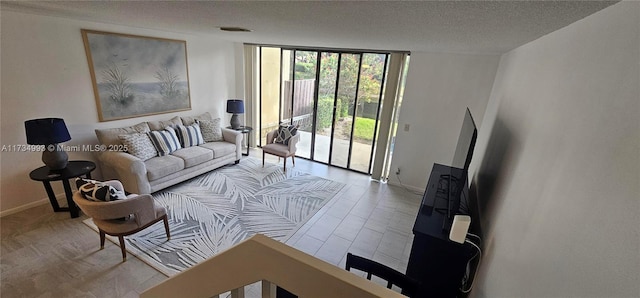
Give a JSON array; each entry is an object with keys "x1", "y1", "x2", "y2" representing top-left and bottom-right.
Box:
[{"x1": 82, "y1": 30, "x2": 191, "y2": 121}]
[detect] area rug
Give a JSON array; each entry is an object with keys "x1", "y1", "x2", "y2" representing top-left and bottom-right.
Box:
[{"x1": 83, "y1": 157, "x2": 344, "y2": 276}]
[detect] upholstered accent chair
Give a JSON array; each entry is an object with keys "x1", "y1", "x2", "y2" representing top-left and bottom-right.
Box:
[
  {"x1": 262, "y1": 128, "x2": 300, "y2": 173},
  {"x1": 73, "y1": 180, "x2": 170, "y2": 261}
]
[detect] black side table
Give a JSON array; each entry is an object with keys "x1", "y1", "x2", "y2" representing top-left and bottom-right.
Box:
[
  {"x1": 29, "y1": 160, "x2": 96, "y2": 218},
  {"x1": 227, "y1": 126, "x2": 253, "y2": 156}
]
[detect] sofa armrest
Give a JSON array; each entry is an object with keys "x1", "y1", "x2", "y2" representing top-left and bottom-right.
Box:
[
  {"x1": 222, "y1": 128, "x2": 242, "y2": 160},
  {"x1": 97, "y1": 151, "x2": 150, "y2": 194}
]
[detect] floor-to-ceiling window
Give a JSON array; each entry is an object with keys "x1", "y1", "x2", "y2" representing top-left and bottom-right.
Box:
[{"x1": 256, "y1": 46, "x2": 406, "y2": 176}]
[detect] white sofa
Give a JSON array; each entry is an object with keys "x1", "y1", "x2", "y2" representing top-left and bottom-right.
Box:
[{"x1": 95, "y1": 113, "x2": 242, "y2": 194}]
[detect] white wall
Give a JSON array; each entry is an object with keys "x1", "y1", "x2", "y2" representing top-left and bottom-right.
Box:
[
  {"x1": 0, "y1": 11, "x2": 239, "y2": 213},
  {"x1": 471, "y1": 2, "x2": 639, "y2": 296},
  {"x1": 389, "y1": 52, "x2": 500, "y2": 190}
]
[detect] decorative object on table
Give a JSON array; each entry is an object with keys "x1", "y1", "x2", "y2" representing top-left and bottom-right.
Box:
[
  {"x1": 263, "y1": 125, "x2": 300, "y2": 173},
  {"x1": 24, "y1": 118, "x2": 72, "y2": 170},
  {"x1": 29, "y1": 160, "x2": 96, "y2": 218},
  {"x1": 226, "y1": 99, "x2": 245, "y2": 129},
  {"x1": 82, "y1": 157, "x2": 344, "y2": 275},
  {"x1": 81, "y1": 29, "x2": 191, "y2": 122}
]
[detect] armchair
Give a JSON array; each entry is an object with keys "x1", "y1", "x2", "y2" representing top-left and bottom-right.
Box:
[
  {"x1": 262, "y1": 128, "x2": 300, "y2": 173},
  {"x1": 73, "y1": 180, "x2": 170, "y2": 261}
]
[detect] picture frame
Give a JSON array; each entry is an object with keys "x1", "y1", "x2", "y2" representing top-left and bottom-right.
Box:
[{"x1": 81, "y1": 29, "x2": 191, "y2": 122}]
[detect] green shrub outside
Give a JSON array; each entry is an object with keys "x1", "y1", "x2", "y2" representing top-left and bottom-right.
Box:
[
  {"x1": 316, "y1": 96, "x2": 334, "y2": 130},
  {"x1": 316, "y1": 96, "x2": 376, "y2": 142},
  {"x1": 353, "y1": 117, "x2": 376, "y2": 142}
]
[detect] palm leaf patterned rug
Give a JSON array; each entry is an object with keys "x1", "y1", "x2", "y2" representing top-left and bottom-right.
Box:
[{"x1": 83, "y1": 157, "x2": 344, "y2": 276}]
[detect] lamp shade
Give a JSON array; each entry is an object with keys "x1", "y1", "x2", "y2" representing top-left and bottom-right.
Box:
[
  {"x1": 226, "y1": 99, "x2": 245, "y2": 114},
  {"x1": 25, "y1": 118, "x2": 71, "y2": 145}
]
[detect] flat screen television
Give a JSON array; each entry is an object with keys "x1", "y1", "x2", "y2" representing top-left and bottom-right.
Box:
[
  {"x1": 452, "y1": 108, "x2": 478, "y2": 172},
  {"x1": 446, "y1": 107, "x2": 478, "y2": 218},
  {"x1": 422, "y1": 108, "x2": 478, "y2": 222}
]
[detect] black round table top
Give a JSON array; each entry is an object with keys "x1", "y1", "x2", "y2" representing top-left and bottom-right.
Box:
[
  {"x1": 29, "y1": 160, "x2": 96, "y2": 182},
  {"x1": 227, "y1": 126, "x2": 253, "y2": 132}
]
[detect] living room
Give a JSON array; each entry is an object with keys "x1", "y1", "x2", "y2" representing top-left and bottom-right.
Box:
[{"x1": 1, "y1": 1, "x2": 638, "y2": 297}]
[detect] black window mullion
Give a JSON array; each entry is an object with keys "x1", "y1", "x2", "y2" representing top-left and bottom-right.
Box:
[
  {"x1": 328, "y1": 53, "x2": 342, "y2": 165},
  {"x1": 367, "y1": 54, "x2": 389, "y2": 174},
  {"x1": 310, "y1": 51, "x2": 322, "y2": 160},
  {"x1": 347, "y1": 53, "x2": 364, "y2": 169}
]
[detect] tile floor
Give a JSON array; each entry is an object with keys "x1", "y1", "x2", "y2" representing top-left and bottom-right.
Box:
[{"x1": 1, "y1": 149, "x2": 423, "y2": 297}]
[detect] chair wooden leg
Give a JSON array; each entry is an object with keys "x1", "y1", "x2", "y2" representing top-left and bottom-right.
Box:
[
  {"x1": 292, "y1": 155, "x2": 295, "y2": 167},
  {"x1": 118, "y1": 236, "x2": 127, "y2": 261},
  {"x1": 99, "y1": 230, "x2": 106, "y2": 249},
  {"x1": 283, "y1": 157, "x2": 287, "y2": 173},
  {"x1": 163, "y1": 215, "x2": 171, "y2": 240},
  {"x1": 262, "y1": 151, "x2": 265, "y2": 167}
]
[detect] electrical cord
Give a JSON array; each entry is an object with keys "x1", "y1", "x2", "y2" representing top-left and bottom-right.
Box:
[
  {"x1": 394, "y1": 172, "x2": 424, "y2": 196},
  {"x1": 460, "y1": 236, "x2": 482, "y2": 293}
]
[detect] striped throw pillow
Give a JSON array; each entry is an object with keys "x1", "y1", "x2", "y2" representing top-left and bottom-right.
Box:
[
  {"x1": 148, "y1": 127, "x2": 182, "y2": 156},
  {"x1": 176, "y1": 123, "x2": 204, "y2": 147}
]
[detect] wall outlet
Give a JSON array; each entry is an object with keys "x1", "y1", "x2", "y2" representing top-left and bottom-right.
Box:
[
  {"x1": 395, "y1": 167, "x2": 401, "y2": 175},
  {"x1": 404, "y1": 124, "x2": 410, "y2": 131}
]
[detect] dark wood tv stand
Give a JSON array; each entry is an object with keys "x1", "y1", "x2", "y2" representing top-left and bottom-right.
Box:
[{"x1": 406, "y1": 163, "x2": 474, "y2": 297}]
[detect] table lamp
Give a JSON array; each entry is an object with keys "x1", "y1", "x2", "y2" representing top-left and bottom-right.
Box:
[
  {"x1": 25, "y1": 118, "x2": 72, "y2": 170},
  {"x1": 226, "y1": 99, "x2": 245, "y2": 129}
]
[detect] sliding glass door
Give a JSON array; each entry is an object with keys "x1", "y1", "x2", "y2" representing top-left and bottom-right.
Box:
[{"x1": 258, "y1": 46, "x2": 389, "y2": 174}]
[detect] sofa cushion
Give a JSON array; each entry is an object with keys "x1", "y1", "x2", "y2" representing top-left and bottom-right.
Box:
[
  {"x1": 199, "y1": 141, "x2": 236, "y2": 159},
  {"x1": 95, "y1": 122, "x2": 150, "y2": 147},
  {"x1": 144, "y1": 155, "x2": 185, "y2": 181},
  {"x1": 118, "y1": 133, "x2": 157, "y2": 161},
  {"x1": 181, "y1": 112, "x2": 213, "y2": 126},
  {"x1": 147, "y1": 116, "x2": 182, "y2": 131},
  {"x1": 175, "y1": 123, "x2": 205, "y2": 148},
  {"x1": 197, "y1": 118, "x2": 224, "y2": 142},
  {"x1": 148, "y1": 127, "x2": 182, "y2": 156},
  {"x1": 171, "y1": 146, "x2": 213, "y2": 168}
]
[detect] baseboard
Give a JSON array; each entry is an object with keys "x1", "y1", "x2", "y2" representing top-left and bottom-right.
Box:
[
  {"x1": 0, "y1": 193, "x2": 65, "y2": 218},
  {"x1": 387, "y1": 179, "x2": 424, "y2": 193}
]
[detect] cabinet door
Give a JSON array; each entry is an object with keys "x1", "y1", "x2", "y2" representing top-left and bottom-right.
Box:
[{"x1": 406, "y1": 233, "x2": 471, "y2": 297}]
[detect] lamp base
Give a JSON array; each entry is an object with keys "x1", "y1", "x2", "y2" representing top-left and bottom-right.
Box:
[
  {"x1": 230, "y1": 114, "x2": 241, "y2": 130},
  {"x1": 42, "y1": 145, "x2": 68, "y2": 170}
]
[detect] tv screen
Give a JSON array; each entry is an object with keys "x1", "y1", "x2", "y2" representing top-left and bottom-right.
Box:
[
  {"x1": 422, "y1": 108, "x2": 478, "y2": 221},
  {"x1": 446, "y1": 108, "x2": 478, "y2": 219},
  {"x1": 451, "y1": 108, "x2": 478, "y2": 171}
]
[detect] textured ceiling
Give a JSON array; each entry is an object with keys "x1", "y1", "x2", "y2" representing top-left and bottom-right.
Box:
[{"x1": 1, "y1": 1, "x2": 618, "y2": 54}]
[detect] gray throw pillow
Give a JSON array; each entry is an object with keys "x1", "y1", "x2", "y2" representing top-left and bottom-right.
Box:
[
  {"x1": 197, "y1": 118, "x2": 223, "y2": 142},
  {"x1": 118, "y1": 133, "x2": 158, "y2": 161}
]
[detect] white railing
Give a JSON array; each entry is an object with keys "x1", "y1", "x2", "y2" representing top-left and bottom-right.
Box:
[{"x1": 141, "y1": 234, "x2": 405, "y2": 298}]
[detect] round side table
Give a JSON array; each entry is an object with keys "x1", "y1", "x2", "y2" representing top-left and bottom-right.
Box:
[
  {"x1": 227, "y1": 126, "x2": 253, "y2": 156},
  {"x1": 29, "y1": 160, "x2": 96, "y2": 218}
]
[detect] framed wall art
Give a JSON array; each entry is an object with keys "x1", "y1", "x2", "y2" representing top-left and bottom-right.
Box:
[{"x1": 82, "y1": 29, "x2": 191, "y2": 122}]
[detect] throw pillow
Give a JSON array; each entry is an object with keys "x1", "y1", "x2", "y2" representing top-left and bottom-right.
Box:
[
  {"x1": 197, "y1": 118, "x2": 223, "y2": 142},
  {"x1": 147, "y1": 116, "x2": 182, "y2": 131},
  {"x1": 79, "y1": 181, "x2": 126, "y2": 202},
  {"x1": 148, "y1": 127, "x2": 182, "y2": 156},
  {"x1": 274, "y1": 125, "x2": 298, "y2": 145},
  {"x1": 181, "y1": 112, "x2": 213, "y2": 126},
  {"x1": 75, "y1": 177, "x2": 101, "y2": 189},
  {"x1": 175, "y1": 123, "x2": 205, "y2": 147},
  {"x1": 118, "y1": 133, "x2": 158, "y2": 161}
]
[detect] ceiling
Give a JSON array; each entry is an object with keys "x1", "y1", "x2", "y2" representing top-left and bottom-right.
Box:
[{"x1": 1, "y1": 1, "x2": 618, "y2": 54}]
